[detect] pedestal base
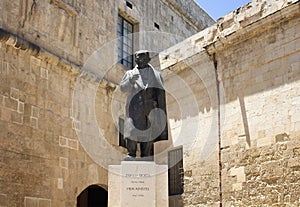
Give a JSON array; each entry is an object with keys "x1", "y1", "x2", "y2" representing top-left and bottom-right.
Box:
[{"x1": 108, "y1": 161, "x2": 168, "y2": 207}]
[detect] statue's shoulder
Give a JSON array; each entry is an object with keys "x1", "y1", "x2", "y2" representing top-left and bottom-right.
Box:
[
  {"x1": 148, "y1": 64, "x2": 160, "y2": 74},
  {"x1": 124, "y1": 66, "x2": 138, "y2": 76}
]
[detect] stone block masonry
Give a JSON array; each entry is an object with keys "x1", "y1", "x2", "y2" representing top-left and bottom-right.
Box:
[
  {"x1": 24, "y1": 197, "x2": 51, "y2": 207},
  {"x1": 0, "y1": 0, "x2": 299, "y2": 206},
  {"x1": 0, "y1": 0, "x2": 214, "y2": 206},
  {"x1": 1, "y1": 0, "x2": 214, "y2": 68},
  {"x1": 0, "y1": 39, "x2": 115, "y2": 206},
  {"x1": 160, "y1": 0, "x2": 300, "y2": 206}
]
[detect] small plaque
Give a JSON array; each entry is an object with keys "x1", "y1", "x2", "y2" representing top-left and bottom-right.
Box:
[
  {"x1": 108, "y1": 162, "x2": 168, "y2": 207},
  {"x1": 121, "y1": 161, "x2": 156, "y2": 207}
]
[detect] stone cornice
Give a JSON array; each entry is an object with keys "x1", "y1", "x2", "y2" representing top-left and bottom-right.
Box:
[
  {"x1": 159, "y1": 0, "x2": 300, "y2": 70},
  {"x1": 163, "y1": 0, "x2": 215, "y2": 29},
  {"x1": 0, "y1": 28, "x2": 116, "y2": 88},
  {"x1": 0, "y1": 28, "x2": 40, "y2": 57},
  {"x1": 161, "y1": 0, "x2": 204, "y2": 31}
]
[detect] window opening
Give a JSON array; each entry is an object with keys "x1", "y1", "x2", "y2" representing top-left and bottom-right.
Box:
[{"x1": 118, "y1": 15, "x2": 134, "y2": 69}]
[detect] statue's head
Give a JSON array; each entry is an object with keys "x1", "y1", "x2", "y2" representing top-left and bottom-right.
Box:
[{"x1": 134, "y1": 50, "x2": 151, "y2": 69}]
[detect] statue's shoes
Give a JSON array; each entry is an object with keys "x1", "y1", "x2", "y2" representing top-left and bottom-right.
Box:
[{"x1": 124, "y1": 155, "x2": 136, "y2": 161}]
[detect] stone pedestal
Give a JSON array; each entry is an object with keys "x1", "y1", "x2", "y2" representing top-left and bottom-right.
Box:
[{"x1": 108, "y1": 161, "x2": 168, "y2": 207}]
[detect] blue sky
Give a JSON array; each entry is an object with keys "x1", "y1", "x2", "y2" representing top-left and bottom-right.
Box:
[{"x1": 195, "y1": 0, "x2": 252, "y2": 20}]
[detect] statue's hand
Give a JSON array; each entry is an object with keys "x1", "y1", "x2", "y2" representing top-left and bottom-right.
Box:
[
  {"x1": 129, "y1": 71, "x2": 139, "y2": 84},
  {"x1": 131, "y1": 74, "x2": 139, "y2": 81}
]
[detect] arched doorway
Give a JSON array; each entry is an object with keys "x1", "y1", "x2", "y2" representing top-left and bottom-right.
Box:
[{"x1": 77, "y1": 185, "x2": 108, "y2": 207}]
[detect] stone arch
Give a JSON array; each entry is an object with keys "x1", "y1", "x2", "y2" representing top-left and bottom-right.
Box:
[{"x1": 77, "y1": 185, "x2": 108, "y2": 207}]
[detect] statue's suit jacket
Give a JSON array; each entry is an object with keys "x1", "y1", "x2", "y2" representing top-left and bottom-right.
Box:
[{"x1": 119, "y1": 64, "x2": 168, "y2": 147}]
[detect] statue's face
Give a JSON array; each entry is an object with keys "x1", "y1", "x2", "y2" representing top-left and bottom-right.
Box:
[{"x1": 135, "y1": 52, "x2": 150, "y2": 68}]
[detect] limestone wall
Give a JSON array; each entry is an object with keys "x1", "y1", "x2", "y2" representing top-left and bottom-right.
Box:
[
  {"x1": 160, "y1": 0, "x2": 300, "y2": 206},
  {"x1": 0, "y1": 0, "x2": 214, "y2": 206},
  {"x1": 1, "y1": 0, "x2": 299, "y2": 206},
  {"x1": 0, "y1": 0, "x2": 214, "y2": 67},
  {"x1": 0, "y1": 44, "x2": 99, "y2": 206}
]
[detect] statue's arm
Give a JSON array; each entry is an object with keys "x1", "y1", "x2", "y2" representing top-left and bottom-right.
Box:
[{"x1": 120, "y1": 72, "x2": 133, "y2": 92}]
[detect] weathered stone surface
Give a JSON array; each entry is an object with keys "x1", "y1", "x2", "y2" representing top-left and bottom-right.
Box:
[
  {"x1": 160, "y1": 0, "x2": 300, "y2": 206},
  {"x1": 0, "y1": 0, "x2": 299, "y2": 206},
  {"x1": 0, "y1": 0, "x2": 213, "y2": 206}
]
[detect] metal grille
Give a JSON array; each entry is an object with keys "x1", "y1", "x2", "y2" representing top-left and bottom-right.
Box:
[
  {"x1": 117, "y1": 15, "x2": 133, "y2": 69},
  {"x1": 168, "y1": 147, "x2": 184, "y2": 196}
]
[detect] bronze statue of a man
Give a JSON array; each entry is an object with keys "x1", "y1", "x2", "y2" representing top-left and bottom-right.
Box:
[{"x1": 120, "y1": 50, "x2": 168, "y2": 160}]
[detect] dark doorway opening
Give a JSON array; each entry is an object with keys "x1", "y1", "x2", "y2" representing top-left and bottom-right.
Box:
[{"x1": 77, "y1": 185, "x2": 108, "y2": 207}]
